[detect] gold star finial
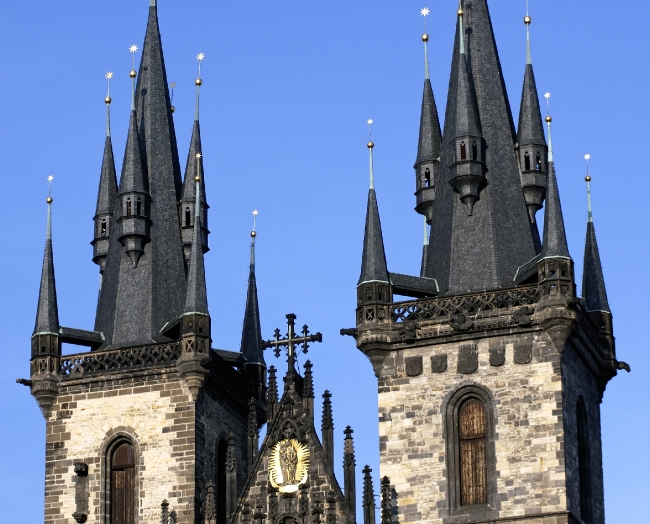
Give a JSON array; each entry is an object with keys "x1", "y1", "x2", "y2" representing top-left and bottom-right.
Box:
[
  {"x1": 420, "y1": 7, "x2": 430, "y2": 17},
  {"x1": 544, "y1": 92, "x2": 551, "y2": 114},
  {"x1": 47, "y1": 175, "x2": 54, "y2": 199},
  {"x1": 106, "y1": 71, "x2": 113, "y2": 80},
  {"x1": 197, "y1": 52, "x2": 205, "y2": 79},
  {"x1": 196, "y1": 152, "x2": 202, "y2": 159},
  {"x1": 584, "y1": 154, "x2": 591, "y2": 161},
  {"x1": 252, "y1": 209, "x2": 259, "y2": 235},
  {"x1": 129, "y1": 44, "x2": 138, "y2": 54},
  {"x1": 129, "y1": 44, "x2": 138, "y2": 77},
  {"x1": 105, "y1": 72, "x2": 113, "y2": 102}
]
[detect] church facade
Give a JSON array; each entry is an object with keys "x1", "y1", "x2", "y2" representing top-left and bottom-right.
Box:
[{"x1": 23, "y1": 1, "x2": 626, "y2": 524}]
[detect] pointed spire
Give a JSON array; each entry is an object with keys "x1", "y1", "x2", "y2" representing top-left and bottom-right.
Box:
[
  {"x1": 343, "y1": 426, "x2": 356, "y2": 518},
  {"x1": 240, "y1": 213, "x2": 263, "y2": 364},
  {"x1": 582, "y1": 174, "x2": 610, "y2": 313},
  {"x1": 362, "y1": 466, "x2": 376, "y2": 524},
  {"x1": 380, "y1": 477, "x2": 392, "y2": 524},
  {"x1": 452, "y1": 10, "x2": 481, "y2": 141},
  {"x1": 539, "y1": 121, "x2": 570, "y2": 260},
  {"x1": 359, "y1": 139, "x2": 389, "y2": 285},
  {"x1": 34, "y1": 189, "x2": 59, "y2": 335},
  {"x1": 322, "y1": 390, "x2": 334, "y2": 470},
  {"x1": 415, "y1": 79, "x2": 442, "y2": 168},
  {"x1": 517, "y1": 16, "x2": 546, "y2": 149},
  {"x1": 303, "y1": 360, "x2": 314, "y2": 400},
  {"x1": 267, "y1": 365, "x2": 278, "y2": 420},
  {"x1": 184, "y1": 153, "x2": 209, "y2": 315}
]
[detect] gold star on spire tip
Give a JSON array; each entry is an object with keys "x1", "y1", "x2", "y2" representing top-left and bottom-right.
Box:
[
  {"x1": 170, "y1": 82, "x2": 176, "y2": 89},
  {"x1": 47, "y1": 175, "x2": 54, "y2": 182},
  {"x1": 129, "y1": 44, "x2": 138, "y2": 53},
  {"x1": 196, "y1": 152, "x2": 202, "y2": 159},
  {"x1": 197, "y1": 53, "x2": 205, "y2": 61},
  {"x1": 367, "y1": 119, "x2": 373, "y2": 125},
  {"x1": 584, "y1": 154, "x2": 591, "y2": 161},
  {"x1": 106, "y1": 71, "x2": 113, "y2": 80},
  {"x1": 252, "y1": 210, "x2": 259, "y2": 216},
  {"x1": 420, "y1": 7, "x2": 430, "y2": 17},
  {"x1": 544, "y1": 92, "x2": 551, "y2": 99}
]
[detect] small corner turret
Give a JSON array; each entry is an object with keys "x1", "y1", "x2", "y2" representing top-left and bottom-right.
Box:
[
  {"x1": 517, "y1": 13, "x2": 548, "y2": 224},
  {"x1": 30, "y1": 187, "x2": 60, "y2": 417},
  {"x1": 447, "y1": 8, "x2": 486, "y2": 216},
  {"x1": 414, "y1": 12, "x2": 442, "y2": 224}
]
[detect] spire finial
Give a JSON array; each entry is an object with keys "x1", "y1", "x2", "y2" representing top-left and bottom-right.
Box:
[
  {"x1": 544, "y1": 92, "x2": 553, "y2": 161},
  {"x1": 250, "y1": 210, "x2": 259, "y2": 268},
  {"x1": 367, "y1": 120, "x2": 375, "y2": 189},
  {"x1": 584, "y1": 154, "x2": 593, "y2": 223},
  {"x1": 170, "y1": 82, "x2": 176, "y2": 113},
  {"x1": 46, "y1": 175, "x2": 54, "y2": 239},
  {"x1": 129, "y1": 44, "x2": 139, "y2": 110},
  {"x1": 105, "y1": 72, "x2": 113, "y2": 137},
  {"x1": 195, "y1": 53, "x2": 205, "y2": 120},
  {"x1": 457, "y1": 2, "x2": 466, "y2": 55},
  {"x1": 524, "y1": 3, "x2": 532, "y2": 64},
  {"x1": 420, "y1": 8, "x2": 431, "y2": 80}
]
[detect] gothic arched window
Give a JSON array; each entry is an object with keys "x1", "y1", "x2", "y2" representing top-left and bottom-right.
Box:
[
  {"x1": 126, "y1": 198, "x2": 132, "y2": 217},
  {"x1": 216, "y1": 439, "x2": 228, "y2": 524},
  {"x1": 459, "y1": 399, "x2": 487, "y2": 505},
  {"x1": 577, "y1": 398, "x2": 592, "y2": 522},
  {"x1": 425, "y1": 168, "x2": 431, "y2": 187},
  {"x1": 136, "y1": 198, "x2": 142, "y2": 216},
  {"x1": 185, "y1": 208, "x2": 191, "y2": 227},
  {"x1": 524, "y1": 151, "x2": 531, "y2": 171},
  {"x1": 536, "y1": 152, "x2": 542, "y2": 171},
  {"x1": 110, "y1": 441, "x2": 135, "y2": 524},
  {"x1": 472, "y1": 141, "x2": 478, "y2": 161},
  {"x1": 101, "y1": 220, "x2": 107, "y2": 237},
  {"x1": 460, "y1": 141, "x2": 467, "y2": 160}
]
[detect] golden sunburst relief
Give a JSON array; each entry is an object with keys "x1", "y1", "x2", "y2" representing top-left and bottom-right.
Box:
[{"x1": 269, "y1": 439, "x2": 310, "y2": 493}]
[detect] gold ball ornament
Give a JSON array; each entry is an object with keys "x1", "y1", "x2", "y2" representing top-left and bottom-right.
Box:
[
  {"x1": 457, "y1": 8, "x2": 464, "y2": 16},
  {"x1": 195, "y1": 175, "x2": 201, "y2": 182},
  {"x1": 585, "y1": 176, "x2": 592, "y2": 182},
  {"x1": 130, "y1": 70, "x2": 137, "y2": 79},
  {"x1": 171, "y1": 105, "x2": 175, "y2": 113},
  {"x1": 46, "y1": 196, "x2": 53, "y2": 204},
  {"x1": 367, "y1": 141, "x2": 374, "y2": 149},
  {"x1": 251, "y1": 230, "x2": 257, "y2": 238},
  {"x1": 422, "y1": 33, "x2": 429, "y2": 42},
  {"x1": 195, "y1": 77, "x2": 203, "y2": 86},
  {"x1": 545, "y1": 115, "x2": 552, "y2": 123},
  {"x1": 524, "y1": 15, "x2": 532, "y2": 25},
  {"x1": 105, "y1": 96, "x2": 112, "y2": 105}
]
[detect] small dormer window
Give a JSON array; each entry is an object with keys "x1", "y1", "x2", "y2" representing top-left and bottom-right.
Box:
[
  {"x1": 126, "y1": 198, "x2": 132, "y2": 217},
  {"x1": 425, "y1": 168, "x2": 431, "y2": 187},
  {"x1": 101, "y1": 220, "x2": 107, "y2": 237},
  {"x1": 524, "y1": 151, "x2": 531, "y2": 171},
  {"x1": 472, "y1": 141, "x2": 478, "y2": 160},
  {"x1": 460, "y1": 141, "x2": 467, "y2": 160},
  {"x1": 536, "y1": 152, "x2": 542, "y2": 171},
  {"x1": 185, "y1": 208, "x2": 191, "y2": 227}
]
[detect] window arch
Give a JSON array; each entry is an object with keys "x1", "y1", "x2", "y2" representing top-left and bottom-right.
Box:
[
  {"x1": 577, "y1": 397, "x2": 592, "y2": 522},
  {"x1": 424, "y1": 168, "x2": 431, "y2": 187},
  {"x1": 110, "y1": 440, "x2": 136, "y2": 524},
  {"x1": 185, "y1": 207, "x2": 191, "y2": 227},
  {"x1": 460, "y1": 141, "x2": 467, "y2": 160},
  {"x1": 126, "y1": 198, "x2": 132, "y2": 217},
  {"x1": 101, "y1": 220, "x2": 107, "y2": 237},
  {"x1": 536, "y1": 152, "x2": 542, "y2": 171},
  {"x1": 136, "y1": 198, "x2": 142, "y2": 216},
  {"x1": 524, "y1": 151, "x2": 531, "y2": 171},
  {"x1": 444, "y1": 385, "x2": 497, "y2": 516},
  {"x1": 472, "y1": 141, "x2": 478, "y2": 161},
  {"x1": 216, "y1": 439, "x2": 228, "y2": 524}
]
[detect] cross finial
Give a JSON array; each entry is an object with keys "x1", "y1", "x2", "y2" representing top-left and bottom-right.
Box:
[{"x1": 261, "y1": 314, "x2": 323, "y2": 385}]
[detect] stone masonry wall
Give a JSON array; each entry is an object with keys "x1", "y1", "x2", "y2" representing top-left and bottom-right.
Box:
[
  {"x1": 44, "y1": 368, "x2": 198, "y2": 524},
  {"x1": 377, "y1": 330, "x2": 570, "y2": 524}
]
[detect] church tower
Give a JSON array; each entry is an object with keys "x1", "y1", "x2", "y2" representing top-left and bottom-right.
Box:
[
  {"x1": 24, "y1": 3, "x2": 267, "y2": 523},
  {"x1": 350, "y1": 2, "x2": 627, "y2": 524}
]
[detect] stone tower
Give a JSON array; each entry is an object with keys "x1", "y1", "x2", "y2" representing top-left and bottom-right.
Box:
[
  {"x1": 25, "y1": 3, "x2": 267, "y2": 522},
  {"x1": 350, "y1": 2, "x2": 627, "y2": 524}
]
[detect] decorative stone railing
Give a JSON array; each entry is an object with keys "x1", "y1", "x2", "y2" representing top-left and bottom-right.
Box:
[
  {"x1": 390, "y1": 285, "x2": 540, "y2": 323},
  {"x1": 60, "y1": 342, "x2": 181, "y2": 378}
]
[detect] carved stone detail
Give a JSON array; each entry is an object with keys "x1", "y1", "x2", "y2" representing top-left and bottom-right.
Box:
[
  {"x1": 405, "y1": 356, "x2": 423, "y2": 377},
  {"x1": 489, "y1": 347, "x2": 505, "y2": 367},
  {"x1": 449, "y1": 313, "x2": 473, "y2": 332},
  {"x1": 514, "y1": 344, "x2": 533, "y2": 365},
  {"x1": 431, "y1": 354, "x2": 448, "y2": 373},
  {"x1": 457, "y1": 345, "x2": 478, "y2": 374}
]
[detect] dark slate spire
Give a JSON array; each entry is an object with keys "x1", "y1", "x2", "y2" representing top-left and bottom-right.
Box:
[
  {"x1": 180, "y1": 69, "x2": 209, "y2": 260},
  {"x1": 516, "y1": 15, "x2": 548, "y2": 226},
  {"x1": 426, "y1": 0, "x2": 537, "y2": 293},
  {"x1": 34, "y1": 196, "x2": 59, "y2": 336},
  {"x1": 343, "y1": 426, "x2": 356, "y2": 520},
  {"x1": 539, "y1": 117, "x2": 570, "y2": 260},
  {"x1": 582, "y1": 177, "x2": 610, "y2": 313},
  {"x1": 95, "y1": 2, "x2": 187, "y2": 347},
  {"x1": 92, "y1": 136, "x2": 118, "y2": 270},
  {"x1": 414, "y1": 31, "x2": 442, "y2": 224},
  {"x1": 322, "y1": 390, "x2": 334, "y2": 470},
  {"x1": 359, "y1": 142, "x2": 389, "y2": 285},
  {"x1": 184, "y1": 170, "x2": 209, "y2": 315},
  {"x1": 362, "y1": 466, "x2": 376, "y2": 524},
  {"x1": 240, "y1": 230, "x2": 263, "y2": 364}
]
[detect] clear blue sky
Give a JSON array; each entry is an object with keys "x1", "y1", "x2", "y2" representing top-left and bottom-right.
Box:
[{"x1": 0, "y1": 1, "x2": 647, "y2": 521}]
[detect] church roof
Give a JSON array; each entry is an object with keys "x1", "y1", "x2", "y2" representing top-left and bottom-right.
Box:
[{"x1": 34, "y1": 202, "x2": 59, "y2": 336}]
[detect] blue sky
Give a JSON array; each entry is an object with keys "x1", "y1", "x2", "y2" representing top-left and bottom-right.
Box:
[{"x1": 0, "y1": 1, "x2": 647, "y2": 521}]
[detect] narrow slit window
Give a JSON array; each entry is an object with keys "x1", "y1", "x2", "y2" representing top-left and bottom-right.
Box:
[
  {"x1": 524, "y1": 152, "x2": 531, "y2": 171},
  {"x1": 459, "y1": 399, "x2": 487, "y2": 505},
  {"x1": 472, "y1": 141, "x2": 478, "y2": 160},
  {"x1": 101, "y1": 220, "x2": 107, "y2": 237},
  {"x1": 460, "y1": 141, "x2": 467, "y2": 160},
  {"x1": 185, "y1": 208, "x2": 191, "y2": 227},
  {"x1": 126, "y1": 199, "x2": 132, "y2": 217},
  {"x1": 536, "y1": 152, "x2": 542, "y2": 171},
  {"x1": 136, "y1": 199, "x2": 142, "y2": 216},
  {"x1": 425, "y1": 168, "x2": 431, "y2": 187}
]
